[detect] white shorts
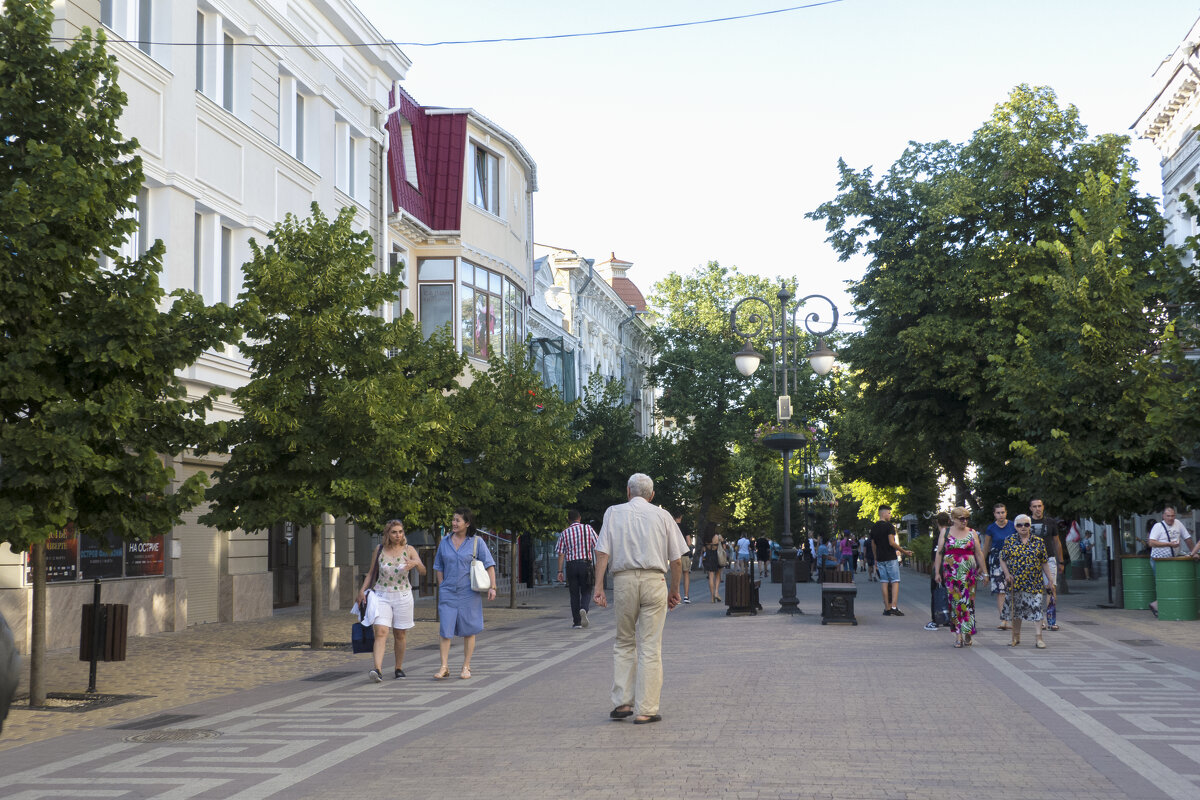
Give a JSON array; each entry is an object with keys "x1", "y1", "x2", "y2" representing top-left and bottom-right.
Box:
[
  {"x1": 373, "y1": 589, "x2": 414, "y2": 630},
  {"x1": 1044, "y1": 557, "x2": 1057, "y2": 587}
]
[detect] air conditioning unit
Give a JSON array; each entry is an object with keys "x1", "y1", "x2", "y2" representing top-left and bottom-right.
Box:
[{"x1": 777, "y1": 395, "x2": 792, "y2": 421}]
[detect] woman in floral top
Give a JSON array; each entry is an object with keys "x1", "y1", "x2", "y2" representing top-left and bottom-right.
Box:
[
  {"x1": 999, "y1": 513, "x2": 1050, "y2": 649},
  {"x1": 356, "y1": 519, "x2": 426, "y2": 682},
  {"x1": 934, "y1": 507, "x2": 987, "y2": 647}
]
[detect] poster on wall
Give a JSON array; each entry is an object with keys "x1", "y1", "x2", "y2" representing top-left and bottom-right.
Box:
[
  {"x1": 26, "y1": 524, "x2": 79, "y2": 584},
  {"x1": 80, "y1": 529, "x2": 123, "y2": 579},
  {"x1": 125, "y1": 535, "x2": 165, "y2": 577}
]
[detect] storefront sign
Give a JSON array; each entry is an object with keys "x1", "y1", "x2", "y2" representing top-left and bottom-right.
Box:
[
  {"x1": 80, "y1": 529, "x2": 123, "y2": 579},
  {"x1": 125, "y1": 535, "x2": 165, "y2": 577}
]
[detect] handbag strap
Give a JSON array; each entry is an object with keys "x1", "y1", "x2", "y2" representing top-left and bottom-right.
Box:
[
  {"x1": 472, "y1": 534, "x2": 478, "y2": 560},
  {"x1": 365, "y1": 543, "x2": 384, "y2": 589}
]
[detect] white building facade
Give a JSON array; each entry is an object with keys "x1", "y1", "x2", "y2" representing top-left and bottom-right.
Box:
[{"x1": 0, "y1": 0, "x2": 409, "y2": 651}]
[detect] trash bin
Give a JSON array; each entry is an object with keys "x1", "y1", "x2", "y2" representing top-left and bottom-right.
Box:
[
  {"x1": 79, "y1": 603, "x2": 129, "y2": 662},
  {"x1": 770, "y1": 560, "x2": 782, "y2": 584},
  {"x1": 1195, "y1": 559, "x2": 1200, "y2": 619},
  {"x1": 1154, "y1": 557, "x2": 1197, "y2": 621},
  {"x1": 1121, "y1": 556, "x2": 1155, "y2": 610}
]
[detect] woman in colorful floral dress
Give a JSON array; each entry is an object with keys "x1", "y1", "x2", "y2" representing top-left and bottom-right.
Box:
[
  {"x1": 934, "y1": 507, "x2": 987, "y2": 647},
  {"x1": 1000, "y1": 513, "x2": 1051, "y2": 649}
]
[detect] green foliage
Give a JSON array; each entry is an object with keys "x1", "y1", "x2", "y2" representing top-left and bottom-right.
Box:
[
  {"x1": 201, "y1": 205, "x2": 465, "y2": 533},
  {"x1": 994, "y1": 169, "x2": 1200, "y2": 519},
  {"x1": 810, "y1": 84, "x2": 1192, "y2": 519},
  {"x1": 0, "y1": 0, "x2": 238, "y2": 549},
  {"x1": 434, "y1": 346, "x2": 590, "y2": 537},
  {"x1": 570, "y1": 375, "x2": 649, "y2": 522}
]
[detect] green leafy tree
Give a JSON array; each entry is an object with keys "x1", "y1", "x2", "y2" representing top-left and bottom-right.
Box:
[
  {"x1": 995, "y1": 168, "x2": 1200, "y2": 523},
  {"x1": 438, "y1": 346, "x2": 591, "y2": 606},
  {"x1": 809, "y1": 84, "x2": 1155, "y2": 511},
  {"x1": 570, "y1": 374, "x2": 649, "y2": 522},
  {"x1": 650, "y1": 262, "x2": 824, "y2": 537},
  {"x1": 201, "y1": 205, "x2": 464, "y2": 647},
  {"x1": 0, "y1": 2, "x2": 238, "y2": 704}
]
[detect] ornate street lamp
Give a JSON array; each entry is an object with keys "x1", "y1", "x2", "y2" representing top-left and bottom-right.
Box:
[{"x1": 731, "y1": 283, "x2": 838, "y2": 614}]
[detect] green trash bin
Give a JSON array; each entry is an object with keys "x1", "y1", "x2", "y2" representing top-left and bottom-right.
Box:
[
  {"x1": 1154, "y1": 557, "x2": 1197, "y2": 621},
  {"x1": 1122, "y1": 556, "x2": 1155, "y2": 610},
  {"x1": 1195, "y1": 559, "x2": 1200, "y2": 618}
]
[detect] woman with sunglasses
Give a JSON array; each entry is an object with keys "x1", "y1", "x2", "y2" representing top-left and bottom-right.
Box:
[
  {"x1": 999, "y1": 513, "x2": 1051, "y2": 648},
  {"x1": 933, "y1": 507, "x2": 987, "y2": 647},
  {"x1": 357, "y1": 519, "x2": 426, "y2": 682}
]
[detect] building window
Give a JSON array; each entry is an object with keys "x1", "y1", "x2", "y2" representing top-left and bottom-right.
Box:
[
  {"x1": 220, "y1": 226, "x2": 234, "y2": 305},
  {"x1": 194, "y1": 211, "x2": 238, "y2": 305},
  {"x1": 278, "y1": 75, "x2": 312, "y2": 168},
  {"x1": 389, "y1": 249, "x2": 407, "y2": 321},
  {"x1": 196, "y1": 9, "x2": 242, "y2": 116},
  {"x1": 295, "y1": 93, "x2": 305, "y2": 162},
  {"x1": 100, "y1": 0, "x2": 154, "y2": 56},
  {"x1": 335, "y1": 121, "x2": 366, "y2": 203},
  {"x1": 471, "y1": 145, "x2": 500, "y2": 215},
  {"x1": 399, "y1": 121, "x2": 419, "y2": 189},
  {"x1": 417, "y1": 257, "x2": 455, "y2": 341},
  {"x1": 460, "y1": 262, "x2": 522, "y2": 360}
]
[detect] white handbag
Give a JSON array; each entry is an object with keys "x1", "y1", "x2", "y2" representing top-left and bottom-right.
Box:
[{"x1": 470, "y1": 536, "x2": 491, "y2": 592}]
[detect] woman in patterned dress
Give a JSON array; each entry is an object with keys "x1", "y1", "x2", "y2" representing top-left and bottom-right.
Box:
[
  {"x1": 1000, "y1": 513, "x2": 1051, "y2": 649},
  {"x1": 934, "y1": 507, "x2": 987, "y2": 647},
  {"x1": 356, "y1": 519, "x2": 426, "y2": 682}
]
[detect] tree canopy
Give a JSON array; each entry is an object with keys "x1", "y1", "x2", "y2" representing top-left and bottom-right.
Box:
[{"x1": 810, "y1": 84, "x2": 1200, "y2": 520}]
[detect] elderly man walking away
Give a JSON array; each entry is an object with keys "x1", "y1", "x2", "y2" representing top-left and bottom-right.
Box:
[{"x1": 593, "y1": 473, "x2": 686, "y2": 725}]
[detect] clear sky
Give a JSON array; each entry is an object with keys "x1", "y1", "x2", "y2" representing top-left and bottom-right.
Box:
[{"x1": 353, "y1": 0, "x2": 1200, "y2": 321}]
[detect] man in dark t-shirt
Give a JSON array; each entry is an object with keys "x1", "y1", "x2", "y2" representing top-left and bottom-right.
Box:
[{"x1": 870, "y1": 505, "x2": 913, "y2": 616}]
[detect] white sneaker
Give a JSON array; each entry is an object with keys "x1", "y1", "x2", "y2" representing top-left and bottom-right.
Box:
[
  {"x1": 580, "y1": 609, "x2": 589, "y2": 628},
  {"x1": 923, "y1": 621, "x2": 938, "y2": 631},
  {"x1": 368, "y1": 669, "x2": 383, "y2": 683}
]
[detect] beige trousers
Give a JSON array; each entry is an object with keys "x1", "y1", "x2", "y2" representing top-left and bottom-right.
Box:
[{"x1": 611, "y1": 569, "x2": 668, "y2": 716}]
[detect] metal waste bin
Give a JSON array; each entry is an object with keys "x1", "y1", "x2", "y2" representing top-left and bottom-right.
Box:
[
  {"x1": 1153, "y1": 557, "x2": 1197, "y2": 621},
  {"x1": 79, "y1": 603, "x2": 128, "y2": 662},
  {"x1": 1121, "y1": 556, "x2": 1154, "y2": 610}
]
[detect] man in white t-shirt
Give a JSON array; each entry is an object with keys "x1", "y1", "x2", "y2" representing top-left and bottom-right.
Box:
[{"x1": 1148, "y1": 506, "x2": 1199, "y2": 617}]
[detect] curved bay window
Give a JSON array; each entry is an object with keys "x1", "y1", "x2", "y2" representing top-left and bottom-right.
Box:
[
  {"x1": 460, "y1": 261, "x2": 523, "y2": 360},
  {"x1": 417, "y1": 258, "x2": 525, "y2": 359}
]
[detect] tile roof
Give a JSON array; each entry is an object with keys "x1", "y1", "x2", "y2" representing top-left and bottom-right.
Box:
[
  {"x1": 610, "y1": 276, "x2": 647, "y2": 312},
  {"x1": 386, "y1": 86, "x2": 466, "y2": 231}
]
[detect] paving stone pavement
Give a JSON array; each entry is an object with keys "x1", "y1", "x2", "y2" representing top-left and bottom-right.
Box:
[{"x1": 1, "y1": 567, "x2": 1197, "y2": 800}]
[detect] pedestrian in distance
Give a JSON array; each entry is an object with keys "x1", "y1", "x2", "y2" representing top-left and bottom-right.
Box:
[
  {"x1": 592, "y1": 473, "x2": 686, "y2": 725},
  {"x1": 556, "y1": 509, "x2": 599, "y2": 629},
  {"x1": 356, "y1": 519, "x2": 426, "y2": 682},
  {"x1": 701, "y1": 523, "x2": 724, "y2": 602},
  {"x1": 925, "y1": 511, "x2": 952, "y2": 632},
  {"x1": 871, "y1": 505, "x2": 913, "y2": 615},
  {"x1": 1079, "y1": 528, "x2": 1094, "y2": 580},
  {"x1": 432, "y1": 507, "x2": 497, "y2": 680},
  {"x1": 839, "y1": 534, "x2": 854, "y2": 572},
  {"x1": 850, "y1": 533, "x2": 861, "y2": 572},
  {"x1": 862, "y1": 533, "x2": 876, "y2": 579},
  {"x1": 982, "y1": 503, "x2": 1015, "y2": 631},
  {"x1": 1029, "y1": 499, "x2": 1061, "y2": 631},
  {"x1": 934, "y1": 508, "x2": 987, "y2": 647},
  {"x1": 736, "y1": 533, "x2": 752, "y2": 572},
  {"x1": 755, "y1": 535, "x2": 772, "y2": 579},
  {"x1": 1147, "y1": 505, "x2": 1200, "y2": 618},
  {"x1": 677, "y1": 514, "x2": 694, "y2": 603},
  {"x1": 1000, "y1": 513, "x2": 1050, "y2": 648}
]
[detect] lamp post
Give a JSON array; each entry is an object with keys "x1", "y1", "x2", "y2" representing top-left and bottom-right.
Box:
[{"x1": 731, "y1": 284, "x2": 838, "y2": 615}]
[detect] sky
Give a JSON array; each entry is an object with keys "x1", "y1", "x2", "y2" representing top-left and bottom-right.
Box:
[{"x1": 353, "y1": 0, "x2": 1200, "y2": 323}]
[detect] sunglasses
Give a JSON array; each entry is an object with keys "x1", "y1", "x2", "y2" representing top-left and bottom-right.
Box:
[
  {"x1": 953, "y1": 516, "x2": 969, "y2": 522},
  {"x1": 1015, "y1": 523, "x2": 1031, "y2": 528}
]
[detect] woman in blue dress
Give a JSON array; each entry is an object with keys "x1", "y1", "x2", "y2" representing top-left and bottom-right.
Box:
[{"x1": 433, "y1": 507, "x2": 496, "y2": 679}]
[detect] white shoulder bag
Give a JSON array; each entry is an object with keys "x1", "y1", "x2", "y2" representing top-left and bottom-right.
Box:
[{"x1": 470, "y1": 536, "x2": 492, "y2": 592}]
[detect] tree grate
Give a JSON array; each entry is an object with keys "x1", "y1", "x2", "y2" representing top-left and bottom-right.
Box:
[{"x1": 112, "y1": 713, "x2": 200, "y2": 730}]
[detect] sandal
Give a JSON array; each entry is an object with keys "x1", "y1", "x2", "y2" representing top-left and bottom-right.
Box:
[
  {"x1": 964, "y1": 635, "x2": 973, "y2": 646},
  {"x1": 997, "y1": 624, "x2": 1010, "y2": 630},
  {"x1": 460, "y1": 667, "x2": 472, "y2": 680},
  {"x1": 1007, "y1": 638, "x2": 1020, "y2": 647},
  {"x1": 1035, "y1": 639, "x2": 1046, "y2": 649},
  {"x1": 1047, "y1": 625, "x2": 1059, "y2": 631},
  {"x1": 954, "y1": 637, "x2": 964, "y2": 648},
  {"x1": 433, "y1": 666, "x2": 450, "y2": 680}
]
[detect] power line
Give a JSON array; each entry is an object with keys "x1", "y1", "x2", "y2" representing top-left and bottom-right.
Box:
[{"x1": 51, "y1": 1, "x2": 847, "y2": 49}]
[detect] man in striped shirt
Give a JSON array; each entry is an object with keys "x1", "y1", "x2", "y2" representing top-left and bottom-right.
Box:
[{"x1": 556, "y1": 509, "x2": 599, "y2": 629}]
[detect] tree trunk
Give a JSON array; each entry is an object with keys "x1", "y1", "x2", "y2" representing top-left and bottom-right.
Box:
[
  {"x1": 310, "y1": 523, "x2": 324, "y2": 649},
  {"x1": 29, "y1": 541, "x2": 46, "y2": 707},
  {"x1": 509, "y1": 534, "x2": 517, "y2": 610}
]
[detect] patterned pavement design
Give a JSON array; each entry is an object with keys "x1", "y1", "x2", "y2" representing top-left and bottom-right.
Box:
[{"x1": 0, "y1": 618, "x2": 611, "y2": 799}]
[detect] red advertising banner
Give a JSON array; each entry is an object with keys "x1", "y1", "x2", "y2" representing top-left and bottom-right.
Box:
[{"x1": 125, "y1": 535, "x2": 165, "y2": 577}]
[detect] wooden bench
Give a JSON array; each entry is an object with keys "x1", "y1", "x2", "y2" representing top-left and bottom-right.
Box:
[{"x1": 821, "y1": 576, "x2": 858, "y2": 625}]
